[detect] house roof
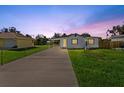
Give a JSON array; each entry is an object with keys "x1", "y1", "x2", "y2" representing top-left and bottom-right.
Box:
[
  {"x1": 68, "y1": 33, "x2": 80, "y2": 37},
  {"x1": 91, "y1": 36, "x2": 102, "y2": 39},
  {"x1": 60, "y1": 33, "x2": 101, "y2": 39},
  {"x1": 0, "y1": 32, "x2": 33, "y2": 40},
  {"x1": 51, "y1": 32, "x2": 102, "y2": 40},
  {"x1": 111, "y1": 35, "x2": 124, "y2": 39}
]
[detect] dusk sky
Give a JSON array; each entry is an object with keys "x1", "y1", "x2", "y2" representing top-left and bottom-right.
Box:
[{"x1": 0, "y1": 5, "x2": 124, "y2": 38}]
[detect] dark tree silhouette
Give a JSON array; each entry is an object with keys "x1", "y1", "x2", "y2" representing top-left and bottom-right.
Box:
[
  {"x1": 106, "y1": 24, "x2": 124, "y2": 37},
  {"x1": 9, "y1": 27, "x2": 16, "y2": 32},
  {"x1": 26, "y1": 34, "x2": 32, "y2": 38},
  {"x1": 0, "y1": 28, "x2": 9, "y2": 32},
  {"x1": 35, "y1": 34, "x2": 48, "y2": 45},
  {"x1": 81, "y1": 33, "x2": 91, "y2": 37},
  {"x1": 0, "y1": 27, "x2": 22, "y2": 34},
  {"x1": 61, "y1": 33, "x2": 67, "y2": 37},
  {"x1": 52, "y1": 33, "x2": 61, "y2": 38}
]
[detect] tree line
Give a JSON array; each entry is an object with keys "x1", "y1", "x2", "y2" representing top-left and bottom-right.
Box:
[
  {"x1": 0, "y1": 27, "x2": 20, "y2": 33},
  {"x1": 0, "y1": 27, "x2": 48, "y2": 45},
  {"x1": 52, "y1": 33, "x2": 91, "y2": 38},
  {"x1": 107, "y1": 24, "x2": 124, "y2": 37},
  {"x1": 2, "y1": 23, "x2": 124, "y2": 46},
  {"x1": 0, "y1": 27, "x2": 32, "y2": 38},
  {"x1": 0, "y1": 26, "x2": 92, "y2": 45}
]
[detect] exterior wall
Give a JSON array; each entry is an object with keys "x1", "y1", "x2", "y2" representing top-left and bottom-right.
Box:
[
  {"x1": 4, "y1": 39, "x2": 16, "y2": 48},
  {"x1": 16, "y1": 39, "x2": 34, "y2": 48},
  {"x1": 67, "y1": 35, "x2": 85, "y2": 49},
  {"x1": 111, "y1": 38, "x2": 124, "y2": 42},
  {"x1": 60, "y1": 36, "x2": 100, "y2": 49},
  {"x1": 60, "y1": 37, "x2": 67, "y2": 48},
  {"x1": 111, "y1": 35, "x2": 124, "y2": 42},
  {"x1": 87, "y1": 38, "x2": 99, "y2": 48},
  {"x1": 0, "y1": 38, "x2": 16, "y2": 48},
  {"x1": 0, "y1": 39, "x2": 4, "y2": 48}
]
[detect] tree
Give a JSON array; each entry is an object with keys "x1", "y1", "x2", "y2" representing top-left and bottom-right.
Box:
[
  {"x1": 81, "y1": 33, "x2": 91, "y2": 37},
  {"x1": 106, "y1": 24, "x2": 124, "y2": 37},
  {"x1": 0, "y1": 28, "x2": 9, "y2": 32},
  {"x1": 106, "y1": 29, "x2": 116, "y2": 36},
  {"x1": 121, "y1": 25, "x2": 124, "y2": 34},
  {"x1": 35, "y1": 34, "x2": 48, "y2": 45},
  {"x1": 52, "y1": 33, "x2": 61, "y2": 38},
  {"x1": 9, "y1": 27, "x2": 16, "y2": 32},
  {"x1": 61, "y1": 33, "x2": 67, "y2": 37},
  {"x1": 0, "y1": 27, "x2": 24, "y2": 35},
  {"x1": 16, "y1": 31, "x2": 21, "y2": 34},
  {"x1": 26, "y1": 34, "x2": 32, "y2": 38}
]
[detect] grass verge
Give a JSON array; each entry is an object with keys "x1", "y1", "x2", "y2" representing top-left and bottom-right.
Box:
[
  {"x1": 68, "y1": 49, "x2": 124, "y2": 87},
  {"x1": 0, "y1": 45, "x2": 49, "y2": 64}
]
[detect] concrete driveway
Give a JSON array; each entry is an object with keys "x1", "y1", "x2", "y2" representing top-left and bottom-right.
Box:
[{"x1": 0, "y1": 46, "x2": 78, "y2": 87}]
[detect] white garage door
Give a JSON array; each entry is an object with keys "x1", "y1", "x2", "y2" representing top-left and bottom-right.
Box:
[{"x1": 4, "y1": 39, "x2": 16, "y2": 48}]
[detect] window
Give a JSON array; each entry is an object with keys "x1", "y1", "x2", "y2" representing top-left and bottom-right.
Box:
[
  {"x1": 72, "y1": 39, "x2": 78, "y2": 45},
  {"x1": 88, "y1": 38, "x2": 94, "y2": 45}
]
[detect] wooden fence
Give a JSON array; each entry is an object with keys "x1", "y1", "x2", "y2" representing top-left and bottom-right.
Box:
[
  {"x1": 100, "y1": 39, "x2": 111, "y2": 49},
  {"x1": 110, "y1": 41, "x2": 124, "y2": 48},
  {"x1": 99, "y1": 39, "x2": 124, "y2": 49}
]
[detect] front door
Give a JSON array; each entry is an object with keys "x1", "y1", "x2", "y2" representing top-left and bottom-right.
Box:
[{"x1": 63, "y1": 39, "x2": 67, "y2": 47}]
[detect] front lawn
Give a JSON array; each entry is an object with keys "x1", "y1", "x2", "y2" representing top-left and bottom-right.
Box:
[
  {"x1": 0, "y1": 45, "x2": 49, "y2": 64},
  {"x1": 68, "y1": 49, "x2": 124, "y2": 87}
]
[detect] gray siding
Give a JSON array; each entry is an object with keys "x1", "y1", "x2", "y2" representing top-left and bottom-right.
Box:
[
  {"x1": 59, "y1": 35, "x2": 100, "y2": 49},
  {"x1": 60, "y1": 37, "x2": 68, "y2": 48},
  {"x1": 67, "y1": 35, "x2": 85, "y2": 49},
  {"x1": 111, "y1": 38, "x2": 124, "y2": 42},
  {"x1": 87, "y1": 38, "x2": 99, "y2": 48},
  {"x1": 111, "y1": 35, "x2": 124, "y2": 42}
]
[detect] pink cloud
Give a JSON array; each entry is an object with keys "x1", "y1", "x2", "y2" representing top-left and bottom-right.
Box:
[{"x1": 66, "y1": 18, "x2": 124, "y2": 39}]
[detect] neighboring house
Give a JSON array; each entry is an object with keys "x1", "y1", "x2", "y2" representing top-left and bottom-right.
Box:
[
  {"x1": 110, "y1": 35, "x2": 124, "y2": 48},
  {"x1": 52, "y1": 33, "x2": 102, "y2": 49},
  {"x1": 111, "y1": 35, "x2": 124, "y2": 42},
  {"x1": 0, "y1": 32, "x2": 34, "y2": 49}
]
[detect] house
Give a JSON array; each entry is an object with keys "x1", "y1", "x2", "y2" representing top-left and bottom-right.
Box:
[
  {"x1": 52, "y1": 33, "x2": 102, "y2": 49},
  {"x1": 111, "y1": 35, "x2": 124, "y2": 42},
  {"x1": 0, "y1": 32, "x2": 34, "y2": 49},
  {"x1": 110, "y1": 35, "x2": 124, "y2": 48}
]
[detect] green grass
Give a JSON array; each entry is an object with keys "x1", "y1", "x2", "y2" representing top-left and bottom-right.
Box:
[
  {"x1": 68, "y1": 49, "x2": 124, "y2": 87},
  {"x1": 0, "y1": 45, "x2": 49, "y2": 64}
]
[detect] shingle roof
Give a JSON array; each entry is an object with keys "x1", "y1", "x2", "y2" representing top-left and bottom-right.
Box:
[
  {"x1": 111, "y1": 35, "x2": 124, "y2": 39},
  {"x1": 0, "y1": 32, "x2": 33, "y2": 40},
  {"x1": 68, "y1": 33, "x2": 80, "y2": 37},
  {"x1": 62, "y1": 33, "x2": 101, "y2": 38}
]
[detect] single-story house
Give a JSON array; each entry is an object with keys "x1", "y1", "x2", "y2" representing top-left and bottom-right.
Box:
[
  {"x1": 0, "y1": 32, "x2": 34, "y2": 49},
  {"x1": 110, "y1": 35, "x2": 124, "y2": 48},
  {"x1": 52, "y1": 33, "x2": 102, "y2": 49},
  {"x1": 111, "y1": 35, "x2": 124, "y2": 42}
]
